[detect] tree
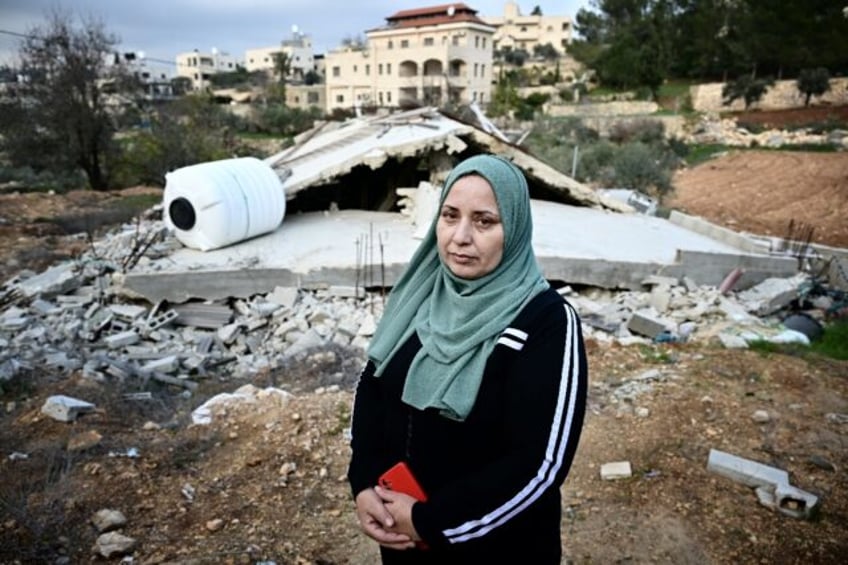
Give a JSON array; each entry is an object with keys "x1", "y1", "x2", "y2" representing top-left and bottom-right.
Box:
[
  {"x1": 304, "y1": 69, "x2": 322, "y2": 85},
  {"x1": 531, "y1": 5, "x2": 543, "y2": 15},
  {"x1": 570, "y1": 0, "x2": 672, "y2": 98},
  {"x1": 503, "y1": 48, "x2": 530, "y2": 66},
  {"x1": 533, "y1": 42, "x2": 560, "y2": 61},
  {"x1": 722, "y1": 75, "x2": 774, "y2": 109},
  {"x1": 271, "y1": 51, "x2": 291, "y2": 103},
  {"x1": 796, "y1": 67, "x2": 831, "y2": 107},
  {"x1": 1, "y1": 10, "x2": 136, "y2": 190}
]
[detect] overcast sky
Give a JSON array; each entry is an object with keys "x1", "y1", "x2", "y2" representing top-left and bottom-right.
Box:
[{"x1": 0, "y1": 0, "x2": 590, "y2": 68}]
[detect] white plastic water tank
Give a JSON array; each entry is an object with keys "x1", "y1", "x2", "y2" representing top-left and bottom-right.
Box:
[{"x1": 163, "y1": 157, "x2": 286, "y2": 251}]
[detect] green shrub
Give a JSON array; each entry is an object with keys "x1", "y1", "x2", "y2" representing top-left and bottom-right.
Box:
[
  {"x1": 609, "y1": 142, "x2": 673, "y2": 194},
  {"x1": 608, "y1": 119, "x2": 665, "y2": 144},
  {"x1": 810, "y1": 319, "x2": 848, "y2": 360},
  {"x1": 111, "y1": 96, "x2": 252, "y2": 188},
  {"x1": 255, "y1": 104, "x2": 323, "y2": 137}
]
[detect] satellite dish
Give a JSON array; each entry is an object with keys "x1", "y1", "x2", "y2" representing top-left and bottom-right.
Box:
[
  {"x1": 447, "y1": 5, "x2": 455, "y2": 16},
  {"x1": 211, "y1": 47, "x2": 218, "y2": 55},
  {"x1": 137, "y1": 51, "x2": 146, "y2": 60},
  {"x1": 292, "y1": 24, "x2": 299, "y2": 34}
]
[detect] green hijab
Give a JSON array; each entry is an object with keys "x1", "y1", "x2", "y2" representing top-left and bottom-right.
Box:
[{"x1": 367, "y1": 154, "x2": 549, "y2": 421}]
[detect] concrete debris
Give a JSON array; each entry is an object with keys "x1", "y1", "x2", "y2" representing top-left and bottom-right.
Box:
[
  {"x1": 191, "y1": 384, "x2": 292, "y2": 425},
  {"x1": 707, "y1": 448, "x2": 820, "y2": 520},
  {"x1": 737, "y1": 274, "x2": 807, "y2": 316},
  {"x1": 41, "y1": 395, "x2": 96, "y2": 422}
]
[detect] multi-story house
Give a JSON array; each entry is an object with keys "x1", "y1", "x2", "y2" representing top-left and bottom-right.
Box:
[
  {"x1": 123, "y1": 54, "x2": 175, "y2": 100},
  {"x1": 485, "y1": 0, "x2": 573, "y2": 55},
  {"x1": 175, "y1": 48, "x2": 240, "y2": 91},
  {"x1": 325, "y1": 3, "x2": 495, "y2": 113},
  {"x1": 245, "y1": 30, "x2": 315, "y2": 82}
]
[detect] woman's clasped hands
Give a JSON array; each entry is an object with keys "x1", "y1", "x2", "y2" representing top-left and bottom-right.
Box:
[{"x1": 354, "y1": 486, "x2": 421, "y2": 550}]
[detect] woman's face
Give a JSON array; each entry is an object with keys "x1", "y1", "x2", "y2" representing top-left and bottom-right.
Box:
[{"x1": 436, "y1": 174, "x2": 505, "y2": 280}]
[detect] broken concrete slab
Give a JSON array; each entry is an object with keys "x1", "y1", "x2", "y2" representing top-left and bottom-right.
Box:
[
  {"x1": 707, "y1": 448, "x2": 820, "y2": 520},
  {"x1": 124, "y1": 200, "x2": 786, "y2": 303},
  {"x1": 737, "y1": 274, "x2": 806, "y2": 316},
  {"x1": 15, "y1": 263, "x2": 82, "y2": 299}
]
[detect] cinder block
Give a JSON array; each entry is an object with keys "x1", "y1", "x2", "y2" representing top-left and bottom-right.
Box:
[
  {"x1": 627, "y1": 311, "x2": 670, "y2": 339},
  {"x1": 600, "y1": 461, "x2": 632, "y2": 480}
]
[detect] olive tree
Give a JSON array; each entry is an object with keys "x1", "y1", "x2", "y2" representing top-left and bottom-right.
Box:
[
  {"x1": 796, "y1": 67, "x2": 831, "y2": 107},
  {"x1": 1, "y1": 10, "x2": 137, "y2": 190}
]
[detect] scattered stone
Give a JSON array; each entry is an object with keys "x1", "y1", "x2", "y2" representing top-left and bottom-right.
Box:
[
  {"x1": 807, "y1": 455, "x2": 836, "y2": 472},
  {"x1": 91, "y1": 509, "x2": 127, "y2": 533},
  {"x1": 751, "y1": 410, "x2": 771, "y2": 423},
  {"x1": 206, "y1": 518, "x2": 224, "y2": 532},
  {"x1": 67, "y1": 430, "x2": 103, "y2": 452},
  {"x1": 92, "y1": 531, "x2": 137, "y2": 558}
]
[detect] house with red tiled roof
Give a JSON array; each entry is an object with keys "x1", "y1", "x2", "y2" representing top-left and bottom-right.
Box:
[{"x1": 324, "y1": 3, "x2": 495, "y2": 112}]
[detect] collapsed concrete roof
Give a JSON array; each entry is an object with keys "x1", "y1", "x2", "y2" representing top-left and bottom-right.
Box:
[
  {"x1": 122, "y1": 106, "x2": 810, "y2": 303},
  {"x1": 264, "y1": 106, "x2": 629, "y2": 213}
]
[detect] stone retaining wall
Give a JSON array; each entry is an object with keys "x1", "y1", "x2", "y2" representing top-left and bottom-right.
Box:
[{"x1": 690, "y1": 78, "x2": 848, "y2": 113}]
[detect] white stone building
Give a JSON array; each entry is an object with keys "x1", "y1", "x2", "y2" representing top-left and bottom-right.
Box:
[
  {"x1": 485, "y1": 1, "x2": 574, "y2": 55},
  {"x1": 175, "y1": 49, "x2": 240, "y2": 91},
  {"x1": 324, "y1": 3, "x2": 496, "y2": 113},
  {"x1": 245, "y1": 31, "x2": 316, "y2": 82}
]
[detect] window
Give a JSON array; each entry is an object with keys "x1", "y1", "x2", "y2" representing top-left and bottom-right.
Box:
[
  {"x1": 308, "y1": 92, "x2": 319, "y2": 103},
  {"x1": 354, "y1": 65, "x2": 358, "y2": 73},
  {"x1": 475, "y1": 36, "x2": 479, "y2": 48},
  {"x1": 452, "y1": 35, "x2": 460, "y2": 46},
  {"x1": 482, "y1": 38, "x2": 486, "y2": 49},
  {"x1": 379, "y1": 64, "x2": 383, "y2": 75},
  {"x1": 481, "y1": 64, "x2": 486, "y2": 77},
  {"x1": 379, "y1": 92, "x2": 383, "y2": 104},
  {"x1": 336, "y1": 94, "x2": 344, "y2": 103},
  {"x1": 424, "y1": 37, "x2": 434, "y2": 46},
  {"x1": 388, "y1": 40, "x2": 394, "y2": 49},
  {"x1": 387, "y1": 63, "x2": 392, "y2": 75},
  {"x1": 474, "y1": 63, "x2": 478, "y2": 77},
  {"x1": 401, "y1": 39, "x2": 409, "y2": 48},
  {"x1": 366, "y1": 64, "x2": 370, "y2": 75},
  {"x1": 387, "y1": 92, "x2": 392, "y2": 103},
  {"x1": 332, "y1": 66, "x2": 340, "y2": 77}
]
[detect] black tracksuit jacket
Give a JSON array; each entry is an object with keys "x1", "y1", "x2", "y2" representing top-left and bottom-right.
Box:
[{"x1": 348, "y1": 288, "x2": 588, "y2": 564}]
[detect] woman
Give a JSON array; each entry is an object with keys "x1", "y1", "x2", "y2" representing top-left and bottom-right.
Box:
[{"x1": 348, "y1": 154, "x2": 587, "y2": 563}]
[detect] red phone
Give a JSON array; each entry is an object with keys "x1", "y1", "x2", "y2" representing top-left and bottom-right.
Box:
[{"x1": 378, "y1": 462, "x2": 428, "y2": 502}]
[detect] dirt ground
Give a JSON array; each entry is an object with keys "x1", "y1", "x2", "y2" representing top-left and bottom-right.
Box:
[
  {"x1": 1, "y1": 113, "x2": 847, "y2": 563},
  {"x1": 667, "y1": 150, "x2": 848, "y2": 249}
]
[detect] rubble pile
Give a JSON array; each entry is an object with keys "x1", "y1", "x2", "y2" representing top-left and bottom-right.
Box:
[{"x1": 0, "y1": 216, "x2": 843, "y2": 392}]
